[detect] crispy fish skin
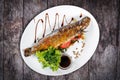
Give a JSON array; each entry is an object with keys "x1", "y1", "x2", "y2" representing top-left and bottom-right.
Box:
[{"x1": 24, "y1": 17, "x2": 91, "y2": 57}]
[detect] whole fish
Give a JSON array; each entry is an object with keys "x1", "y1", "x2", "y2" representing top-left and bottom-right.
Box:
[{"x1": 24, "y1": 17, "x2": 91, "y2": 57}]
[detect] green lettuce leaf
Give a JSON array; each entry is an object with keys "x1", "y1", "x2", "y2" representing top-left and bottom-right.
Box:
[{"x1": 36, "y1": 46, "x2": 61, "y2": 71}]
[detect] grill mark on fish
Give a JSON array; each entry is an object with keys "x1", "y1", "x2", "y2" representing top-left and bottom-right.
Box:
[{"x1": 24, "y1": 16, "x2": 91, "y2": 57}]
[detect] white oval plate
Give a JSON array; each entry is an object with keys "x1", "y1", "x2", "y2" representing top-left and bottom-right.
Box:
[{"x1": 20, "y1": 5, "x2": 99, "y2": 76}]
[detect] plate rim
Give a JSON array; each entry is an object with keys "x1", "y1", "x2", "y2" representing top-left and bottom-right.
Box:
[{"x1": 20, "y1": 5, "x2": 100, "y2": 76}]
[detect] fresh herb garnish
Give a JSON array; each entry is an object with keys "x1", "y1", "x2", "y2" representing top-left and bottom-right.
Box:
[{"x1": 36, "y1": 46, "x2": 61, "y2": 71}]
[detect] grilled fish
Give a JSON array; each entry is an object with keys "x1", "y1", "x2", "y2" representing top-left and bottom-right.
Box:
[{"x1": 24, "y1": 17, "x2": 91, "y2": 57}]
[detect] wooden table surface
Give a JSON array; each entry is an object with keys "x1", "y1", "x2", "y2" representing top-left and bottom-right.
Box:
[{"x1": 0, "y1": 0, "x2": 120, "y2": 80}]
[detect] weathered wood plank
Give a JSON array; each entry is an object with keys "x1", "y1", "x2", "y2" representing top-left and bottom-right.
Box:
[
  {"x1": 48, "y1": 76, "x2": 66, "y2": 80},
  {"x1": 23, "y1": 0, "x2": 48, "y2": 80},
  {"x1": 116, "y1": 0, "x2": 120, "y2": 80},
  {"x1": 3, "y1": 0, "x2": 23, "y2": 80},
  {"x1": 64, "y1": 64, "x2": 89, "y2": 80},
  {"x1": 47, "y1": 0, "x2": 57, "y2": 8},
  {"x1": 23, "y1": 0, "x2": 47, "y2": 30},
  {"x1": 0, "y1": 0, "x2": 4, "y2": 80},
  {"x1": 57, "y1": 0, "x2": 72, "y2": 5},
  {"x1": 0, "y1": 0, "x2": 119, "y2": 80},
  {"x1": 87, "y1": 0, "x2": 118, "y2": 80}
]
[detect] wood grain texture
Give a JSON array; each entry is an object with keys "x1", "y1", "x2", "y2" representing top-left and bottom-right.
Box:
[
  {"x1": 23, "y1": 0, "x2": 48, "y2": 80},
  {"x1": 0, "y1": 0, "x2": 4, "y2": 80},
  {"x1": 23, "y1": 0, "x2": 47, "y2": 29},
  {"x1": 3, "y1": 0, "x2": 23, "y2": 80},
  {"x1": 47, "y1": 0, "x2": 57, "y2": 8},
  {"x1": 117, "y1": 0, "x2": 120, "y2": 80},
  {"x1": 57, "y1": 0, "x2": 72, "y2": 5},
  {"x1": 87, "y1": 0, "x2": 118, "y2": 80},
  {"x1": 0, "y1": 0, "x2": 119, "y2": 80}
]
